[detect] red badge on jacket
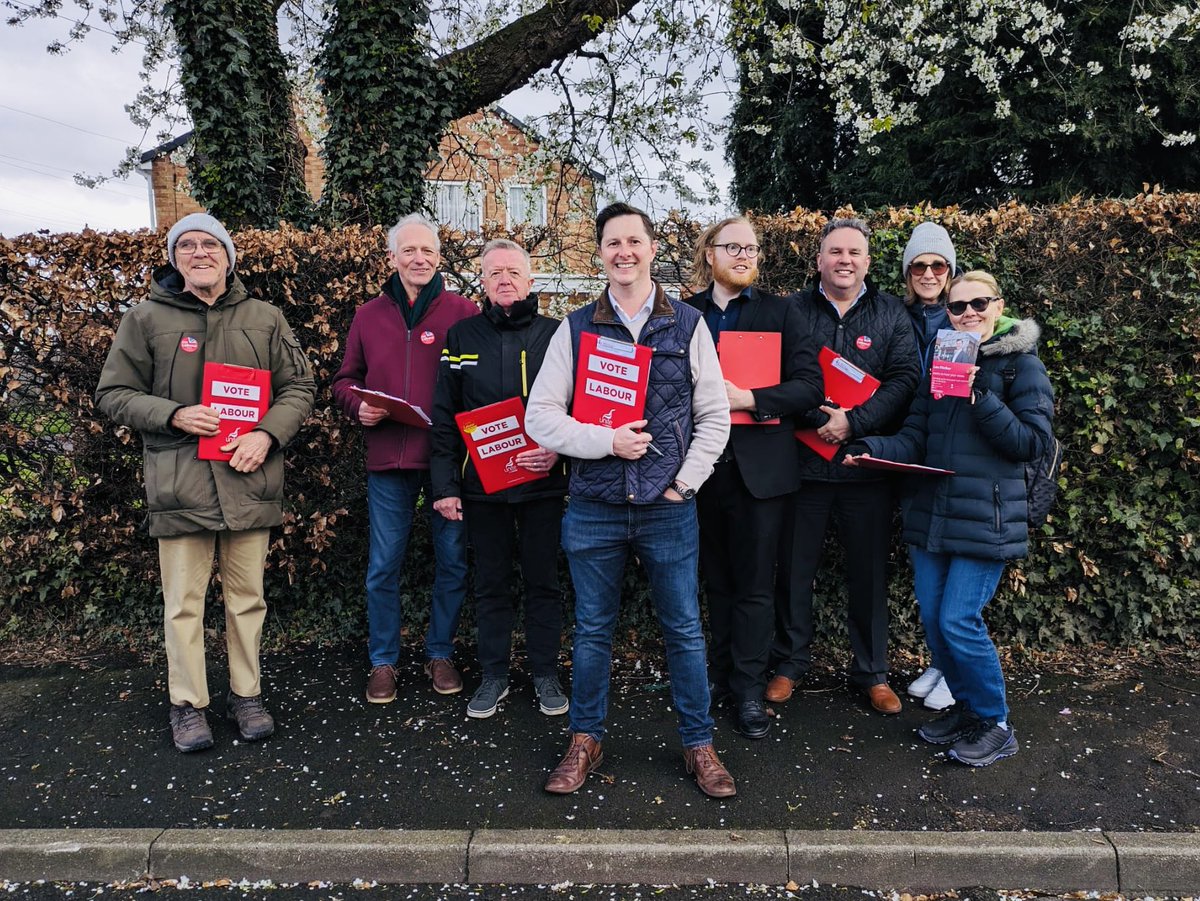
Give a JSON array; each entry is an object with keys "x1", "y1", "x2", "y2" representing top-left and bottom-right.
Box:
[
  {"x1": 855, "y1": 335, "x2": 872, "y2": 351},
  {"x1": 179, "y1": 336, "x2": 199, "y2": 353},
  {"x1": 420, "y1": 330, "x2": 436, "y2": 345}
]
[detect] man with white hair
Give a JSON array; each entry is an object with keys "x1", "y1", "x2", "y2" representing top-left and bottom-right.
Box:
[
  {"x1": 333, "y1": 214, "x2": 479, "y2": 704},
  {"x1": 96, "y1": 212, "x2": 315, "y2": 752}
]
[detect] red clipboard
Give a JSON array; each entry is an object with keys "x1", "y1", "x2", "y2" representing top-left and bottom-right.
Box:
[
  {"x1": 853, "y1": 457, "x2": 954, "y2": 476},
  {"x1": 796, "y1": 346, "x2": 881, "y2": 460},
  {"x1": 455, "y1": 397, "x2": 547, "y2": 495},
  {"x1": 718, "y1": 330, "x2": 781, "y2": 425},
  {"x1": 198, "y1": 362, "x2": 271, "y2": 461},
  {"x1": 571, "y1": 332, "x2": 651, "y2": 428},
  {"x1": 348, "y1": 386, "x2": 432, "y2": 428}
]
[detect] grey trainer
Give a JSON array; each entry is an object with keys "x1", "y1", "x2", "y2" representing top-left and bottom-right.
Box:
[
  {"x1": 169, "y1": 703, "x2": 214, "y2": 753},
  {"x1": 917, "y1": 701, "x2": 980, "y2": 745},
  {"x1": 533, "y1": 674, "x2": 569, "y2": 716},
  {"x1": 947, "y1": 720, "x2": 1019, "y2": 767},
  {"x1": 467, "y1": 677, "x2": 509, "y2": 719},
  {"x1": 225, "y1": 691, "x2": 275, "y2": 741}
]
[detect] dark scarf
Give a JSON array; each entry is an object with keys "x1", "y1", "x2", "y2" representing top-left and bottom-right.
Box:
[{"x1": 384, "y1": 271, "x2": 445, "y2": 328}]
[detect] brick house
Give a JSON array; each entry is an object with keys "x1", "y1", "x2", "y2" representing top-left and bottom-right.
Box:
[{"x1": 138, "y1": 107, "x2": 605, "y2": 293}]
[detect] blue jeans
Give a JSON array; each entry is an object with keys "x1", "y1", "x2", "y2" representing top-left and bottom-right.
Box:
[
  {"x1": 909, "y1": 546, "x2": 1008, "y2": 721},
  {"x1": 561, "y1": 496, "x2": 713, "y2": 748},
  {"x1": 366, "y1": 469, "x2": 467, "y2": 665}
]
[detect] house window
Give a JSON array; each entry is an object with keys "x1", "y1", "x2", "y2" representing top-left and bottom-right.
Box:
[
  {"x1": 507, "y1": 184, "x2": 546, "y2": 227},
  {"x1": 430, "y1": 181, "x2": 482, "y2": 232}
]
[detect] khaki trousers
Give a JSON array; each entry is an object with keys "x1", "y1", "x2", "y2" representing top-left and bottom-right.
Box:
[{"x1": 158, "y1": 528, "x2": 270, "y2": 708}]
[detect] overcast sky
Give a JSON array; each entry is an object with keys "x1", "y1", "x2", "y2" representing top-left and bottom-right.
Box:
[
  {"x1": 0, "y1": 12, "x2": 173, "y2": 237},
  {"x1": 0, "y1": 12, "x2": 733, "y2": 238}
]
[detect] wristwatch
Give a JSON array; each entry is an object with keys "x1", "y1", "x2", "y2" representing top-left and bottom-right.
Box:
[{"x1": 670, "y1": 480, "x2": 696, "y2": 500}]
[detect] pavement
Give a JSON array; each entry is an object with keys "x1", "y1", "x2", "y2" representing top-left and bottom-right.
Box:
[{"x1": 1, "y1": 642, "x2": 1198, "y2": 894}]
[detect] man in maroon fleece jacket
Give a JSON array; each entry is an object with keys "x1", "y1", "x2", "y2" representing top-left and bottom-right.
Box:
[{"x1": 332, "y1": 214, "x2": 479, "y2": 704}]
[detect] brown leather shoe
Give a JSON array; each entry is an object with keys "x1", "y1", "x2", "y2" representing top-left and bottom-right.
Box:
[
  {"x1": 424, "y1": 658, "x2": 463, "y2": 695},
  {"x1": 366, "y1": 664, "x2": 397, "y2": 704},
  {"x1": 764, "y1": 675, "x2": 796, "y2": 703},
  {"x1": 866, "y1": 682, "x2": 902, "y2": 715},
  {"x1": 544, "y1": 733, "x2": 604, "y2": 794},
  {"x1": 684, "y1": 744, "x2": 737, "y2": 798}
]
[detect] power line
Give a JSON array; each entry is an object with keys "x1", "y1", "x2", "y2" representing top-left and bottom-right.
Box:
[
  {"x1": 4, "y1": 0, "x2": 150, "y2": 48},
  {"x1": 0, "y1": 158, "x2": 147, "y2": 199},
  {"x1": 0, "y1": 204, "x2": 90, "y2": 231},
  {"x1": 0, "y1": 102, "x2": 138, "y2": 145},
  {"x1": 0, "y1": 151, "x2": 147, "y2": 196}
]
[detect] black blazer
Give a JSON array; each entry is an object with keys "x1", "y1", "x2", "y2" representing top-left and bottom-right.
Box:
[{"x1": 685, "y1": 286, "x2": 823, "y2": 498}]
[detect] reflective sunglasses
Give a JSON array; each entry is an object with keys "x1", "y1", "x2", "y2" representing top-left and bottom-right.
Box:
[
  {"x1": 909, "y1": 260, "x2": 950, "y2": 276},
  {"x1": 947, "y1": 296, "x2": 1000, "y2": 316}
]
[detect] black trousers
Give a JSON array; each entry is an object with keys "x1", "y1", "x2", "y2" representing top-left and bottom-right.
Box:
[
  {"x1": 772, "y1": 479, "x2": 893, "y2": 686},
  {"x1": 697, "y1": 459, "x2": 788, "y2": 702},
  {"x1": 463, "y1": 496, "x2": 564, "y2": 678}
]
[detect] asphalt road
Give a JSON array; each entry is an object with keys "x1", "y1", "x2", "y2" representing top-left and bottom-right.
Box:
[{"x1": 1, "y1": 643, "x2": 1197, "y2": 833}]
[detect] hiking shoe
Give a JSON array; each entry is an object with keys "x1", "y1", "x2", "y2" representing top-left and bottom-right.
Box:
[
  {"x1": 922, "y1": 676, "x2": 956, "y2": 711},
  {"x1": 918, "y1": 701, "x2": 981, "y2": 745},
  {"x1": 908, "y1": 666, "x2": 943, "y2": 699},
  {"x1": 533, "y1": 675, "x2": 570, "y2": 716},
  {"x1": 169, "y1": 703, "x2": 214, "y2": 753},
  {"x1": 366, "y1": 664, "x2": 398, "y2": 704},
  {"x1": 425, "y1": 657, "x2": 463, "y2": 695},
  {"x1": 947, "y1": 720, "x2": 1019, "y2": 767},
  {"x1": 225, "y1": 691, "x2": 275, "y2": 741},
  {"x1": 467, "y1": 677, "x2": 509, "y2": 719}
]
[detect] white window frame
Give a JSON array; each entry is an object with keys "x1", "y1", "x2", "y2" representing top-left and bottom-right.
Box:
[
  {"x1": 506, "y1": 183, "x2": 547, "y2": 227},
  {"x1": 429, "y1": 179, "x2": 483, "y2": 232}
]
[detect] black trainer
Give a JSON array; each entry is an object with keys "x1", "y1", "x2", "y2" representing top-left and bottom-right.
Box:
[
  {"x1": 948, "y1": 720, "x2": 1019, "y2": 766},
  {"x1": 917, "y1": 701, "x2": 980, "y2": 745},
  {"x1": 734, "y1": 699, "x2": 771, "y2": 739}
]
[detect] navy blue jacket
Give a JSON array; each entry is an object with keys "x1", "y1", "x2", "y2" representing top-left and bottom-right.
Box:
[{"x1": 861, "y1": 318, "x2": 1054, "y2": 560}]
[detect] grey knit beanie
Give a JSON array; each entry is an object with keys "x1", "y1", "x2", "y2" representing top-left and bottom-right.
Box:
[
  {"x1": 167, "y1": 213, "x2": 236, "y2": 270},
  {"x1": 902, "y1": 222, "x2": 955, "y2": 277}
]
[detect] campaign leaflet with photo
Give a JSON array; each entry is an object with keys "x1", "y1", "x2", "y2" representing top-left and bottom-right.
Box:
[
  {"x1": 930, "y1": 329, "x2": 981, "y2": 399},
  {"x1": 347, "y1": 385, "x2": 432, "y2": 428},
  {"x1": 198, "y1": 362, "x2": 271, "y2": 461},
  {"x1": 454, "y1": 396, "x2": 546, "y2": 494},
  {"x1": 718, "y1": 330, "x2": 782, "y2": 425},
  {"x1": 571, "y1": 332, "x2": 651, "y2": 428}
]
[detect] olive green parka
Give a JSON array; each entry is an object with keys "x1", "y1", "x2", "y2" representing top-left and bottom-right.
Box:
[{"x1": 95, "y1": 266, "x2": 315, "y2": 537}]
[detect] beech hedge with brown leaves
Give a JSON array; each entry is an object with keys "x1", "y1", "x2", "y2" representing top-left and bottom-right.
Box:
[{"x1": 2, "y1": 196, "x2": 1198, "y2": 653}]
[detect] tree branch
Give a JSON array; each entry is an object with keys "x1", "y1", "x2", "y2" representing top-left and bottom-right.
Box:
[{"x1": 437, "y1": 0, "x2": 631, "y2": 119}]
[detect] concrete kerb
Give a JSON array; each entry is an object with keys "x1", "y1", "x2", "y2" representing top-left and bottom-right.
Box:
[{"x1": 1, "y1": 829, "x2": 1197, "y2": 892}]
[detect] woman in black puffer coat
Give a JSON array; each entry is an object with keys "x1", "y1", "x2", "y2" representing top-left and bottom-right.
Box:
[{"x1": 845, "y1": 270, "x2": 1054, "y2": 767}]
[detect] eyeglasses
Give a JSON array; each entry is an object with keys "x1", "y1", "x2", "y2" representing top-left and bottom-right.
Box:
[
  {"x1": 909, "y1": 260, "x2": 949, "y2": 276},
  {"x1": 712, "y1": 242, "x2": 760, "y2": 258},
  {"x1": 947, "y1": 296, "x2": 1000, "y2": 316},
  {"x1": 176, "y1": 238, "x2": 224, "y2": 256}
]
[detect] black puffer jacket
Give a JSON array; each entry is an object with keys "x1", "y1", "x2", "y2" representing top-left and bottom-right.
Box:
[
  {"x1": 861, "y1": 317, "x2": 1054, "y2": 560},
  {"x1": 430, "y1": 295, "x2": 567, "y2": 503},
  {"x1": 789, "y1": 278, "x2": 921, "y2": 481}
]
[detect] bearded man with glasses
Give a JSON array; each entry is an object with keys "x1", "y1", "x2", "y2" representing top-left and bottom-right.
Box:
[
  {"x1": 683, "y1": 216, "x2": 822, "y2": 739},
  {"x1": 96, "y1": 213, "x2": 316, "y2": 753}
]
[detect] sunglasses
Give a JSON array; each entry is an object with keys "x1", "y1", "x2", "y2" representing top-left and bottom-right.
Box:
[
  {"x1": 909, "y1": 260, "x2": 950, "y2": 276},
  {"x1": 947, "y1": 296, "x2": 1000, "y2": 316}
]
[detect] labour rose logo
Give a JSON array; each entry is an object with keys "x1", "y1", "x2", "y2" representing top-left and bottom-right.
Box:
[
  {"x1": 855, "y1": 335, "x2": 872, "y2": 351},
  {"x1": 179, "y1": 336, "x2": 199, "y2": 353},
  {"x1": 420, "y1": 330, "x2": 435, "y2": 345}
]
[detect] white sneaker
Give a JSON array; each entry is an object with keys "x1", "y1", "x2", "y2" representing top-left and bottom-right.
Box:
[
  {"x1": 907, "y1": 666, "x2": 943, "y2": 699},
  {"x1": 923, "y1": 676, "x2": 955, "y2": 711}
]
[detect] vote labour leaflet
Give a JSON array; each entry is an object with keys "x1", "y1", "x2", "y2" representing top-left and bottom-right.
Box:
[
  {"x1": 717, "y1": 331, "x2": 782, "y2": 425},
  {"x1": 198, "y1": 362, "x2": 271, "y2": 461},
  {"x1": 571, "y1": 332, "x2": 651, "y2": 428},
  {"x1": 795, "y1": 346, "x2": 881, "y2": 461},
  {"x1": 454, "y1": 397, "x2": 547, "y2": 494},
  {"x1": 929, "y1": 329, "x2": 980, "y2": 399}
]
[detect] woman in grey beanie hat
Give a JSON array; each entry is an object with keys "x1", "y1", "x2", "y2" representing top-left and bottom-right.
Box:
[{"x1": 901, "y1": 220, "x2": 957, "y2": 714}]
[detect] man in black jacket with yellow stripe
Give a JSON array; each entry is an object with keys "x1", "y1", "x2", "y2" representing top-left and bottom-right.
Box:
[
  {"x1": 685, "y1": 216, "x2": 823, "y2": 739},
  {"x1": 430, "y1": 239, "x2": 569, "y2": 721}
]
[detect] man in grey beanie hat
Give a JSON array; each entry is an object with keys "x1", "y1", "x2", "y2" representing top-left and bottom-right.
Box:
[
  {"x1": 96, "y1": 211, "x2": 314, "y2": 753},
  {"x1": 167, "y1": 213, "x2": 237, "y2": 271}
]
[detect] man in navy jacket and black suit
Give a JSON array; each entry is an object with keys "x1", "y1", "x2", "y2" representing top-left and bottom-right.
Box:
[{"x1": 685, "y1": 216, "x2": 823, "y2": 739}]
